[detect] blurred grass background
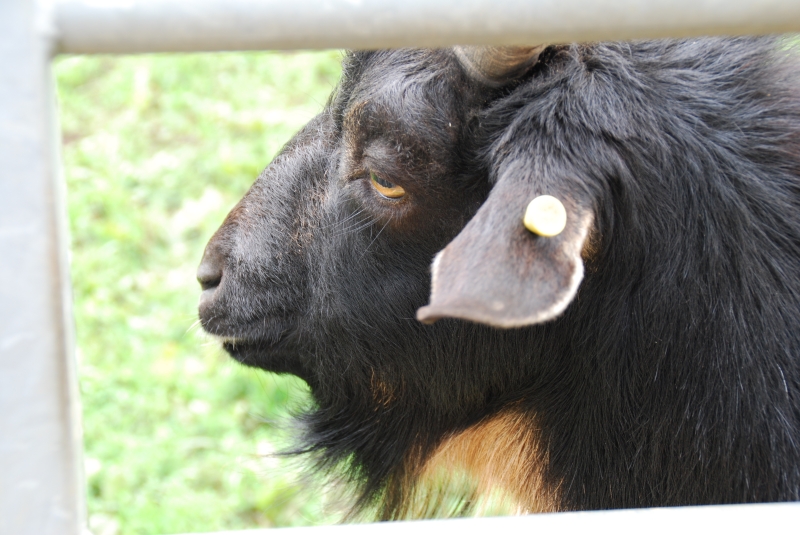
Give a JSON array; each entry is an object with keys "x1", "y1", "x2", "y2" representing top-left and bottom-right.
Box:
[{"x1": 55, "y1": 51, "x2": 343, "y2": 535}]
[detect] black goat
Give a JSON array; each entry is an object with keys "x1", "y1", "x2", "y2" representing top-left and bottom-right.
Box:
[{"x1": 198, "y1": 37, "x2": 800, "y2": 519}]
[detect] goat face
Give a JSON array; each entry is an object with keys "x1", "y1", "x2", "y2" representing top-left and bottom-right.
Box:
[
  {"x1": 198, "y1": 49, "x2": 493, "y2": 377},
  {"x1": 199, "y1": 40, "x2": 800, "y2": 517}
]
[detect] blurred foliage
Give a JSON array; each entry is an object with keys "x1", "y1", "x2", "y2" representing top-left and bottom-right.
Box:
[{"x1": 55, "y1": 51, "x2": 344, "y2": 535}]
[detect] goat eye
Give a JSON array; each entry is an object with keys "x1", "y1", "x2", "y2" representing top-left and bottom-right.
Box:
[{"x1": 370, "y1": 172, "x2": 406, "y2": 199}]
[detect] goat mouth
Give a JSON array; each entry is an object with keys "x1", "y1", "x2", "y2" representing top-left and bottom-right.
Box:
[{"x1": 201, "y1": 313, "x2": 293, "y2": 342}]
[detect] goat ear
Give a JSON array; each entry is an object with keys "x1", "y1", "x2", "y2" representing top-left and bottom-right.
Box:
[{"x1": 416, "y1": 175, "x2": 593, "y2": 328}]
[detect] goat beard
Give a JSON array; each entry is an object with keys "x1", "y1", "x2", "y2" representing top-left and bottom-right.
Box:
[{"x1": 281, "y1": 322, "x2": 557, "y2": 520}]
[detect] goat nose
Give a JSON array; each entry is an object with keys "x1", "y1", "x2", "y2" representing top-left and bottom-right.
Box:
[{"x1": 197, "y1": 245, "x2": 224, "y2": 291}]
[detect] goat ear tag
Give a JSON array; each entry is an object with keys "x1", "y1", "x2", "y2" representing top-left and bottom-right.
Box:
[
  {"x1": 524, "y1": 195, "x2": 567, "y2": 237},
  {"x1": 417, "y1": 182, "x2": 592, "y2": 328}
]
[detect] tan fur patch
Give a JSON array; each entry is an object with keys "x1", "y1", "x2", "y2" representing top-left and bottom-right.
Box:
[
  {"x1": 370, "y1": 370, "x2": 397, "y2": 407},
  {"x1": 581, "y1": 224, "x2": 601, "y2": 263},
  {"x1": 420, "y1": 408, "x2": 560, "y2": 514}
]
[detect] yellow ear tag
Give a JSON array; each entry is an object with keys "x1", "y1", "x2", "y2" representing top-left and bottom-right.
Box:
[{"x1": 523, "y1": 195, "x2": 567, "y2": 237}]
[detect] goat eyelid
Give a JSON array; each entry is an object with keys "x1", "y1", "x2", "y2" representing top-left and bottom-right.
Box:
[{"x1": 369, "y1": 171, "x2": 406, "y2": 199}]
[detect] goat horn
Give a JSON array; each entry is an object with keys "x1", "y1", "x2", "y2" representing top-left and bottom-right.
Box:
[{"x1": 454, "y1": 45, "x2": 546, "y2": 87}]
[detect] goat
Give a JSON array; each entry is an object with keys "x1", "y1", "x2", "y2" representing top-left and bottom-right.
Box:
[{"x1": 198, "y1": 37, "x2": 800, "y2": 519}]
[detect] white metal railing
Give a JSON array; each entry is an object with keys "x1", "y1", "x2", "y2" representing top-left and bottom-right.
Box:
[
  {"x1": 54, "y1": 0, "x2": 800, "y2": 53},
  {"x1": 171, "y1": 503, "x2": 800, "y2": 534},
  {"x1": 3, "y1": 0, "x2": 800, "y2": 534}
]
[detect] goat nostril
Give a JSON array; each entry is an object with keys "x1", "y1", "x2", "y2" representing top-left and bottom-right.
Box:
[
  {"x1": 197, "y1": 262, "x2": 222, "y2": 290},
  {"x1": 197, "y1": 248, "x2": 225, "y2": 291}
]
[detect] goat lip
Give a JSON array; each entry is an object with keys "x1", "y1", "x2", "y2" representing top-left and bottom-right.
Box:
[
  {"x1": 198, "y1": 288, "x2": 217, "y2": 310},
  {"x1": 223, "y1": 336, "x2": 286, "y2": 361},
  {"x1": 200, "y1": 312, "x2": 295, "y2": 341}
]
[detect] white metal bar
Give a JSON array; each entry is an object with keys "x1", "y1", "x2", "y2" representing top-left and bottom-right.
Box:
[
  {"x1": 54, "y1": 0, "x2": 800, "y2": 55},
  {"x1": 171, "y1": 502, "x2": 800, "y2": 535},
  {"x1": 0, "y1": 1, "x2": 85, "y2": 535}
]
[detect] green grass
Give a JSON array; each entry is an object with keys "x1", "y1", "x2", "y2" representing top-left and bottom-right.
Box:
[{"x1": 55, "y1": 51, "x2": 343, "y2": 535}]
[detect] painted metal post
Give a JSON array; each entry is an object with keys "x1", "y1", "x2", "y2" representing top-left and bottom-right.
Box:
[{"x1": 0, "y1": 1, "x2": 86, "y2": 534}]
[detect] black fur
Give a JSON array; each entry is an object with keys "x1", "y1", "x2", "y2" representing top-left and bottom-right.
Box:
[{"x1": 198, "y1": 37, "x2": 800, "y2": 517}]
